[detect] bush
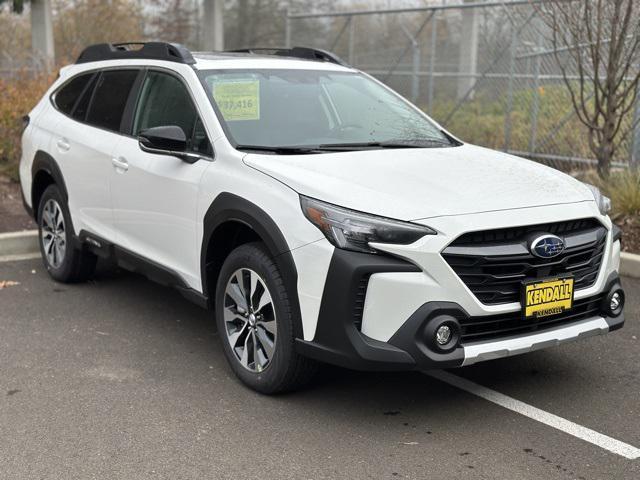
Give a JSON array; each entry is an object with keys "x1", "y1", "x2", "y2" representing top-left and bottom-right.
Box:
[
  {"x1": 597, "y1": 170, "x2": 640, "y2": 221},
  {"x1": 598, "y1": 170, "x2": 640, "y2": 253},
  {"x1": 0, "y1": 72, "x2": 54, "y2": 181},
  {"x1": 428, "y1": 85, "x2": 596, "y2": 163}
]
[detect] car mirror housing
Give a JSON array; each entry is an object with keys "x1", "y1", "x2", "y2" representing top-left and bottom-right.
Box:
[{"x1": 138, "y1": 125, "x2": 199, "y2": 164}]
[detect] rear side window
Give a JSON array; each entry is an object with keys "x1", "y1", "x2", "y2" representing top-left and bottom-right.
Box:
[
  {"x1": 54, "y1": 73, "x2": 93, "y2": 115},
  {"x1": 71, "y1": 74, "x2": 98, "y2": 121},
  {"x1": 86, "y1": 70, "x2": 139, "y2": 132}
]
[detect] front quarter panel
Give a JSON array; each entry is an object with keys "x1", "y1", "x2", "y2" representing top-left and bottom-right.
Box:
[
  {"x1": 197, "y1": 141, "x2": 326, "y2": 338},
  {"x1": 197, "y1": 140, "x2": 324, "y2": 257}
]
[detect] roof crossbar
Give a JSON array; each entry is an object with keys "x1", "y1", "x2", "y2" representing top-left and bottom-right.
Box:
[
  {"x1": 227, "y1": 46, "x2": 349, "y2": 67},
  {"x1": 76, "y1": 42, "x2": 195, "y2": 65}
]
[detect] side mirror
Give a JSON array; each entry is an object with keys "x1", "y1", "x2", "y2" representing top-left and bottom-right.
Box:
[{"x1": 138, "y1": 125, "x2": 200, "y2": 164}]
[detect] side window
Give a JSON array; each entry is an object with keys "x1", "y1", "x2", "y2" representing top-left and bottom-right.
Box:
[
  {"x1": 86, "y1": 70, "x2": 139, "y2": 132},
  {"x1": 134, "y1": 71, "x2": 212, "y2": 156},
  {"x1": 72, "y1": 74, "x2": 98, "y2": 122},
  {"x1": 53, "y1": 73, "x2": 93, "y2": 115}
]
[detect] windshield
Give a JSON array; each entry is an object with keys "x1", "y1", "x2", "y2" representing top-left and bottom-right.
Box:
[{"x1": 198, "y1": 69, "x2": 455, "y2": 152}]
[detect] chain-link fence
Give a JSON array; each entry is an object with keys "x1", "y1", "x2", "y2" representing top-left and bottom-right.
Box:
[
  {"x1": 0, "y1": 51, "x2": 47, "y2": 79},
  {"x1": 286, "y1": 0, "x2": 640, "y2": 174},
  {"x1": 3, "y1": 0, "x2": 639, "y2": 173}
]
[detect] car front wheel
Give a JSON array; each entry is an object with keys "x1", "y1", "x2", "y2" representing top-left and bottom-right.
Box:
[{"x1": 215, "y1": 242, "x2": 317, "y2": 394}]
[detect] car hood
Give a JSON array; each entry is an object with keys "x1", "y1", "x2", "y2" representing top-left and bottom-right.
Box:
[{"x1": 243, "y1": 144, "x2": 593, "y2": 221}]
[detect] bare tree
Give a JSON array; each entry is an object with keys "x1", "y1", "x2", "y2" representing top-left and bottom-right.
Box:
[
  {"x1": 151, "y1": 0, "x2": 198, "y2": 47},
  {"x1": 537, "y1": 0, "x2": 640, "y2": 177},
  {"x1": 224, "y1": 0, "x2": 338, "y2": 50}
]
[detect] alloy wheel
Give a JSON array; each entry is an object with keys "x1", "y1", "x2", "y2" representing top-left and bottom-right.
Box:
[
  {"x1": 223, "y1": 268, "x2": 278, "y2": 372},
  {"x1": 40, "y1": 199, "x2": 66, "y2": 269}
]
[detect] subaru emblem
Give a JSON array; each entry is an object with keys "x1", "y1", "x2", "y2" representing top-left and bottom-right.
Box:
[{"x1": 530, "y1": 234, "x2": 565, "y2": 258}]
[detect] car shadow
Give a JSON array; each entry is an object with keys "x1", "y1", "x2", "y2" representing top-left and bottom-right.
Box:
[{"x1": 85, "y1": 261, "x2": 610, "y2": 416}]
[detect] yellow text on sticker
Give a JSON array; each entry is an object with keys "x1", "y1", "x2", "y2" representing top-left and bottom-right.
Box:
[{"x1": 213, "y1": 80, "x2": 260, "y2": 121}]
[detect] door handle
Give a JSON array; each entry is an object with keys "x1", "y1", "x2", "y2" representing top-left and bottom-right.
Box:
[
  {"x1": 56, "y1": 138, "x2": 70, "y2": 152},
  {"x1": 111, "y1": 157, "x2": 129, "y2": 172}
]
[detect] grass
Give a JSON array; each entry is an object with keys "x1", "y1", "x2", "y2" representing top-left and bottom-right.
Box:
[{"x1": 595, "y1": 170, "x2": 640, "y2": 221}]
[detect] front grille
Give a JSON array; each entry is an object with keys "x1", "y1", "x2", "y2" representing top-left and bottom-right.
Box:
[
  {"x1": 460, "y1": 294, "x2": 604, "y2": 344},
  {"x1": 442, "y1": 218, "x2": 607, "y2": 305}
]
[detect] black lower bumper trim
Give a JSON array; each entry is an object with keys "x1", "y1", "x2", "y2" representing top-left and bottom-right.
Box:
[
  {"x1": 296, "y1": 335, "x2": 415, "y2": 371},
  {"x1": 299, "y1": 248, "x2": 625, "y2": 371},
  {"x1": 296, "y1": 249, "x2": 421, "y2": 370}
]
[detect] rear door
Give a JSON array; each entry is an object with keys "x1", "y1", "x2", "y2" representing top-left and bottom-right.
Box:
[
  {"x1": 110, "y1": 69, "x2": 213, "y2": 289},
  {"x1": 52, "y1": 69, "x2": 141, "y2": 241}
]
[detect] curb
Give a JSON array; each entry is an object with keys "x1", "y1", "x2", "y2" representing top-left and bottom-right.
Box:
[
  {"x1": 0, "y1": 230, "x2": 639, "y2": 279},
  {"x1": 0, "y1": 230, "x2": 39, "y2": 257},
  {"x1": 620, "y1": 252, "x2": 640, "y2": 280}
]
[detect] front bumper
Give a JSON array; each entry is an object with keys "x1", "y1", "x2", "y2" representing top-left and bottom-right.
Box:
[
  {"x1": 294, "y1": 203, "x2": 624, "y2": 371},
  {"x1": 296, "y1": 248, "x2": 624, "y2": 371}
]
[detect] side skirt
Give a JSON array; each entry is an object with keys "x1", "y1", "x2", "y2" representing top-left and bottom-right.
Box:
[{"x1": 78, "y1": 230, "x2": 210, "y2": 310}]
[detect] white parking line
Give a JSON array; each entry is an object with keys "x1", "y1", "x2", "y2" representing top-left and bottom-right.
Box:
[
  {"x1": 427, "y1": 370, "x2": 640, "y2": 460},
  {"x1": 0, "y1": 253, "x2": 41, "y2": 263}
]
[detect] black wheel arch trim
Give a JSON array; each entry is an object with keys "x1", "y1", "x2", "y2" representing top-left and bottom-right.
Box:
[
  {"x1": 31, "y1": 150, "x2": 69, "y2": 217},
  {"x1": 200, "y1": 192, "x2": 304, "y2": 338},
  {"x1": 31, "y1": 151, "x2": 83, "y2": 248}
]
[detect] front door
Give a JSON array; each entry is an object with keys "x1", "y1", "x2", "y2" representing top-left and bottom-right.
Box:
[{"x1": 110, "y1": 70, "x2": 213, "y2": 289}]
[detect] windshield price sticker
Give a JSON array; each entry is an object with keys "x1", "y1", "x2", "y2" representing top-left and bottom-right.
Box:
[{"x1": 213, "y1": 80, "x2": 260, "y2": 121}]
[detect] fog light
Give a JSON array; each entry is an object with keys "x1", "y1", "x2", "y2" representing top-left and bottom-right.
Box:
[
  {"x1": 602, "y1": 285, "x2": 625, "y2": 318},
  {"x1": 425, "y1": 315, "x2": 461, "y2": 352},
  {"x1": 606, "y1": 288, "x2": 625, "y2": 317},
  {"x1": 436, "y1": 325, "x2": 452, "y2": 345},
  {"x1": 610, "y1": 292, "x2": 621, "y2": 312}
]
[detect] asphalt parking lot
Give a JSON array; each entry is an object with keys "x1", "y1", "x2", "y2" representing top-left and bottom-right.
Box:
[{"x1": 1, "y1": 257, "x2": 638, "y2": 479}]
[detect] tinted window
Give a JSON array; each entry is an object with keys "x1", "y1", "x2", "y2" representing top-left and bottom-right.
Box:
[
  {"x1": 71, "y1": 74, "x2": 98, "y2": 122},
  {"x1": 86, "y1": 70, "x2": 138, "y2": 132},
  {"x1": 54, "y1": 73, "x2": 93, "y2": 115},
  {"x1": 134, "y1": 71, "x2": 211, "y2": 155}
]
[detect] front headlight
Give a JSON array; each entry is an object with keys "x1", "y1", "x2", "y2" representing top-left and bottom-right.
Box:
[
  {"x1": 584, "y1": 183, "x2": 611, "y2": 215},
  {"x1": 300, "y1": 195, "x2": 436, "y2": 254}
]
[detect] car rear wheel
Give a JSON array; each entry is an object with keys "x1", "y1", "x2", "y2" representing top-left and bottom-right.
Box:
[
  {"x1": 215, "y1": 242, "x2": 318, "y2": 394},
  {"x1": 37, "y1": 185, "x2": 97, "y2": 283}
]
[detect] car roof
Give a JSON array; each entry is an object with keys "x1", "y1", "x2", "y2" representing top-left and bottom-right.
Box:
[
  {"x1": 191, "y1": 52, "x2": 355, "y2": 72},
  {"x1": 68, "y1": 43, "x2": 355, "y2": 76}
]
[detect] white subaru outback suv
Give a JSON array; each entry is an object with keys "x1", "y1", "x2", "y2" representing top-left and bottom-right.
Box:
[{"x1": 20, "y1": 42, "x2": 625, "y2": 393}]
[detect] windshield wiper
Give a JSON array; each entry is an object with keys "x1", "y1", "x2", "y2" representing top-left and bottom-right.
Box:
[
  {"x1": 235, "y1": 144, "x2": 324, "y2": 154},
  {"x1": 235, "y1": 139, "x2": 453, "y2": 154},
  {"x1": 316, "y1": 139, "x2": 452, "y2": 150}
]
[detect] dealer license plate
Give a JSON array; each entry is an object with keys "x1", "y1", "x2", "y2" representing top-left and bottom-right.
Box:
[{"x1": 522, "y1": 277, "x2": 574, "y2": 319}]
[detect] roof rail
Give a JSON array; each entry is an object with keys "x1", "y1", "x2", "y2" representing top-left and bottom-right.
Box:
[
  {"x1": 76, "y1": 42, "x2": 195, "y2": 65},
  {"x1": 227, "y1": 46, "x2": 349, "y2": 67}
]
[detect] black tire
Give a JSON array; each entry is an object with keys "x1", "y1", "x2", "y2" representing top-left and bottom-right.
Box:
[
  {"x1": 215, "y1": 242, "x2": 318, "y2": 394},
  {"x1": 37, "y1": 184, "x2": 97, "y2": 283}
]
